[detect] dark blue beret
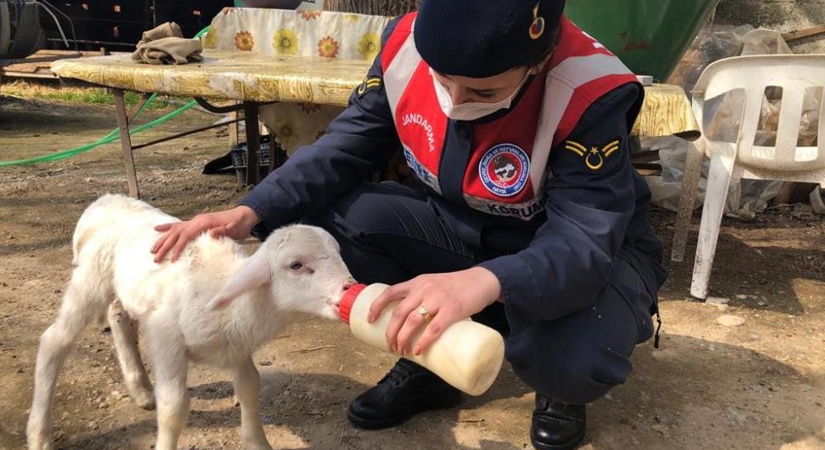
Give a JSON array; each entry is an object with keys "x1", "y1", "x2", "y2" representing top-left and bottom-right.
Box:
[{"x1": 414, "y1": 0, "x2": 565, "y2": 78}]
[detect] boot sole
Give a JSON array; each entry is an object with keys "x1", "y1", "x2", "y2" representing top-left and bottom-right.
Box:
[
  {"x1": 347, "y1": 393, "x2": 462, "y2": 430},
  {"x1": 530, "y1": 428, "x2": 586, "y2": 450}
]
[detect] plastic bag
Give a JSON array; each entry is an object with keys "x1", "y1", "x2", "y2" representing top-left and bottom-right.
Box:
[
  {"x1": 648, "y1": 26, "x2": 806, "y2": 219},
  {"x1": 668, "y1": 25, "x2": 753, "y2": 93},
  {"x1": 641, "y1": 136, "x2": 782, "y2": 220}
]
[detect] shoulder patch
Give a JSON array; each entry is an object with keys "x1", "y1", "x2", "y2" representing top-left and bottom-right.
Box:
[
  {"x1": 356, "y1": 76, "x2": 382, "y2": 97},
  {"x1": 564, "y1": 138, "x2": 622, "y2": 172}
]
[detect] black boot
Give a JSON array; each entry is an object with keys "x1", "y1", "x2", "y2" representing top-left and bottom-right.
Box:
[
  {"x1": 531, "y1": 394, "x2": 586, "y2": 450},
  {"x1": 347, "y1": 358, "x2": 462, "y2": 429}
]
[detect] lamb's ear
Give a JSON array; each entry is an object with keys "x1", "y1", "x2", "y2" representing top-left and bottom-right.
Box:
[{"x1": 207, "y1": 252, "x2": 272, "y2": 311}]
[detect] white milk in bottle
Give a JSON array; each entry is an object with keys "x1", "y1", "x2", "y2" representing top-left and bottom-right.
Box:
[{"x1": 338, "y1": 283, "x2": 505, "y2": 396}]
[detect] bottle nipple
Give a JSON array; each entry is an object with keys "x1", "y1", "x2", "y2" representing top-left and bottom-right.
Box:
[{"x1": 339, "y1": 283, "x2": 367, "y2": 324}]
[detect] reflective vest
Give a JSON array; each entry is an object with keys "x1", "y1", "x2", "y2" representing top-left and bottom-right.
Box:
[{"x1": 381, "y1": 14, "x2": 638, "y2": 221}]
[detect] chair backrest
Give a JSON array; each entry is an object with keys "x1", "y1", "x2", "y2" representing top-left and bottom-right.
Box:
[
  {"x1": 692, "y1": 55, "x2": 825, "y2": 173},
  {"x1": 203, "y1": 7, "x2": 392, "y2": 62}
]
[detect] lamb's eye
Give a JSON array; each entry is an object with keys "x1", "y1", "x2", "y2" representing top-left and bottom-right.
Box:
[{"x1": 289, "y1": 262, "x2": 303, "y2": 271}]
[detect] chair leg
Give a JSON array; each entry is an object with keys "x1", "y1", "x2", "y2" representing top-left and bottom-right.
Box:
[
  {"x1": 690, "y1": 151, "x2": 735, "y2": 299},
  {"x1": 671, "y1": 139, "x2": 706, "y2": 263}
]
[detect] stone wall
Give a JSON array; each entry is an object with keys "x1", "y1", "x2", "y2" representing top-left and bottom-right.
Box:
[{"x1": 714, "y1": 0, "x2": 825, "y2": 53}]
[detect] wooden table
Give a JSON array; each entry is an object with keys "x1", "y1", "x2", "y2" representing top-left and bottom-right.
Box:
[
  {"x1": 630, "y1": 83, "x2": 701, "y2": 263},
  {"x1": 634, "y1": 83, "x2": 699, "y2": 139},
  {"x1": 52, "y1": 51, "x2": 372, "y2": 197},
  {"x1": 52, "y1": 51, "x2": 370, "y2": 106},
  {"x1": 52, "y1": 53, "x2": 700, "y2": 259}
]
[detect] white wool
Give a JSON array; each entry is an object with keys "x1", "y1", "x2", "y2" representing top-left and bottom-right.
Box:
[{"x1": 28, "y1": 194, "x2": 353, "y2": 450}]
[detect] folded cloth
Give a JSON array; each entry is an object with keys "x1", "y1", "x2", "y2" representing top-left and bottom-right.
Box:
[
  {"x1": 131, "y1": 22, "x2": 203, "y2": 65},
  {"x1": 133, "y1": 37, "x2": 204, "y2": 65},
  {"x1": 138, "y1": 22, "x2": 183, "y2": 43}
]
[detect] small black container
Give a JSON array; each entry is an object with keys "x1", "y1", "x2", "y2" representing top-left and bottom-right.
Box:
[{"x1": 230, "y1": 136, "x2": 287, "y2": 185}]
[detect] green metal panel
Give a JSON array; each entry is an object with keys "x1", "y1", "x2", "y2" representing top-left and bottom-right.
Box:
[{"x1": 565, "y1": 0, "x2": 721, "y2": 81}]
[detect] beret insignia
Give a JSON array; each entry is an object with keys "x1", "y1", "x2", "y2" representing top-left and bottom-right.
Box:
[{"x1": 529, "y1": 3, "x2": 546, "y2": 40}]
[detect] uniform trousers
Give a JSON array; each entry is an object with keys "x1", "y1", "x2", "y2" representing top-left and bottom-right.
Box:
[{"x1": 301, "y1": 181, "x2": 656, "y2": 405}]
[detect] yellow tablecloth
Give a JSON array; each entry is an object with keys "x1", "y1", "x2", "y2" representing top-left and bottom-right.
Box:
[
  {"x1": 52, "y1": 53, "x2": 699, "y2": 139},
  {"x1": 52, "y1": 51, "x2": 372, "y2": 107},
  {"x1": 633, "y1": 83, "x2": 699, "y2": 139}
]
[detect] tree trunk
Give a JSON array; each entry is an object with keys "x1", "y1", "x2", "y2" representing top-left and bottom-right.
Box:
[{"x1": 323, "y1": 0, "x2": 421, "y2": 15}]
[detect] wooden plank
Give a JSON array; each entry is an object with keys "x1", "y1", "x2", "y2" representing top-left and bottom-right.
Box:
[
  {"x1": 633, "y1": 162, "x2": 663, "y2": 172},
  {"x1": 631, "y1": 151, "x2": 661, "y2": 164},
  {"x1": 0, "y1": 70, "x2": 57, "y2": 79},
  {"x1": 2, "y1": 61, "x2": 56, "y2": 74},
  {"x1": 635, "y1": 168, "x2": 662, "y2": 177},
  {"x1": 783, "y1": 25, "x2": 825, "y2": 42},
  {"x1": 0, "y1": 50, "x2": 122, "y2": 80},
  {"x1": 0, "y1": 50, "x2": 80, "y2": 80}
]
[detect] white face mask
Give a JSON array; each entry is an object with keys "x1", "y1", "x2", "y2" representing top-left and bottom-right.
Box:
[{"x1": 430, "y1": 68, "x2": 531, "y2": 121}]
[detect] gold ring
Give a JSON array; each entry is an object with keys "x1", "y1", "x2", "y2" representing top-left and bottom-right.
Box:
[{"x1": 416, "y1": 305, "x2": 433, "y2": 323}]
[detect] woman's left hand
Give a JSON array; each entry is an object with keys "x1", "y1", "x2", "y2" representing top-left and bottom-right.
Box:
[{"x1": 367, "y1": 267, "x2": 502, "y2": 357}]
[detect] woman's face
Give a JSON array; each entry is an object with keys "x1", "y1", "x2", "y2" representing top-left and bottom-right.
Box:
[{"x1": 431, "y1": 65, "x2": 536, "y2": 105}]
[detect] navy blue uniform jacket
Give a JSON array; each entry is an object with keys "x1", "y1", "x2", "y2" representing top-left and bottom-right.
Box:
[{"x1": 241, "y1": 20, "x2": 667, "y2": 323}]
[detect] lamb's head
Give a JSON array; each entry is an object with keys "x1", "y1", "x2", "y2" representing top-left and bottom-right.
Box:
[{"x1": 207, "y1": 225, "x2": 355, "y2": 320}]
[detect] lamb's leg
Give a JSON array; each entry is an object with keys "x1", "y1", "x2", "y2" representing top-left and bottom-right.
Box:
[
  {"x1": 108, "y1": 301, "x2": 154, "y2": 410},
  {"x1": 146, "y1": 321, "x2": 189, "y2": 450},
  {"x1": 28, "y1": 270, "x2": 110, "y2": 450},
  {"x1": 232, "y1": 358, "x2": 273, "y2": 450}
]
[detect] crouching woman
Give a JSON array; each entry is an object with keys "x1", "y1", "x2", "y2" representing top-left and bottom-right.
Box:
[{"x1": 152, "y1": 1, "x2": 667, "y2": 448}]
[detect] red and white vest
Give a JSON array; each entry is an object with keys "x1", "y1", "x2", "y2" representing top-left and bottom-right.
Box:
[{"x1": 381, "y1": 14, "x2": 638, "y2": 221}]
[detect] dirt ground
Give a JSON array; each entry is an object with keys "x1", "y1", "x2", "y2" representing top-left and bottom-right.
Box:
[{"x1": 1, "y1": 96, "x2": 824, "y2": 450}]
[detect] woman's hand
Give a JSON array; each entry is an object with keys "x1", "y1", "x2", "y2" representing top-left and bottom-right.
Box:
[
  {"x1": 151, "y1": 205, "x2": 260, "y2": 263},
  {"x1": 368, "y1": 267, "x2": 502, "y2": 356}
]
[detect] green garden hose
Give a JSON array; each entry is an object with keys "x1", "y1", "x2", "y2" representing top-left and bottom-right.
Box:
[{"x1": 0, "y1": 26, "x2": 210, "y2": 168}]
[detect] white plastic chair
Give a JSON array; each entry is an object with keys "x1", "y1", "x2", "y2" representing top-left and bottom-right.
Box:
[{"x1": 676, "y1": 55, "x2": 825, "y2": 299}]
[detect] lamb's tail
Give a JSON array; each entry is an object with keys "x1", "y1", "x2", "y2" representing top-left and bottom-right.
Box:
[{"x1": 71, "y1": 194, "x2": 147, "y2": 266}]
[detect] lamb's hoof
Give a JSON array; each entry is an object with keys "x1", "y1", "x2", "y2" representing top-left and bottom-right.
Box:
[
  {"x1": 26, "y1": 431, "x2": 55, "y2": 450},
  {"x1": 132, "y1": 390, "x2": 156, "y2": 410},
  {"x1": 234, "y1": 395, "x2": 241, "y2": 408},
  {"x1": 242, "y1": 432, "x2": 273, "y2": 450},
  {"x1": 245, "y1": 442, "x2": 274, "y2": 450}
]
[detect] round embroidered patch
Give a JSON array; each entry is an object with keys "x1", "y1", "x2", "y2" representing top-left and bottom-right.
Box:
[{"x1": 479, "y1": 144, "x2": 530, "y2": 198}]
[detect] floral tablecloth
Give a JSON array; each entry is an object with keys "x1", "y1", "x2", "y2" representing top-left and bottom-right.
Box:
[
  {"x1": 51, "y1": 51, "x2": 372, "y2": 105},
  {"x1": 205, "y1": 7, "x2": 390, "y2": 154},
  {"x1": 52, "y1": 8, "x2": 698, "y2": 156}
]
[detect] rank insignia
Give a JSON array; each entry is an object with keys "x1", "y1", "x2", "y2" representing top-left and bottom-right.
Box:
[
  {"x1": 564, "y1": 138, "x2": 622, "y2": 172},
  {"x1": 357, "y1": 76, "x2": 382, "y2": 96}
]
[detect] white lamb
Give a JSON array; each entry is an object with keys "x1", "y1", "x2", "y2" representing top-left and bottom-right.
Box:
[{"x1": 27, "y1": 194, "x2": 355, "y2": 450}]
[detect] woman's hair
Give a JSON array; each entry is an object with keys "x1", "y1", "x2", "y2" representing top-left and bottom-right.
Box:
[{"x1": 522, "y1": 25, "x2": 561, "y2": 69}]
